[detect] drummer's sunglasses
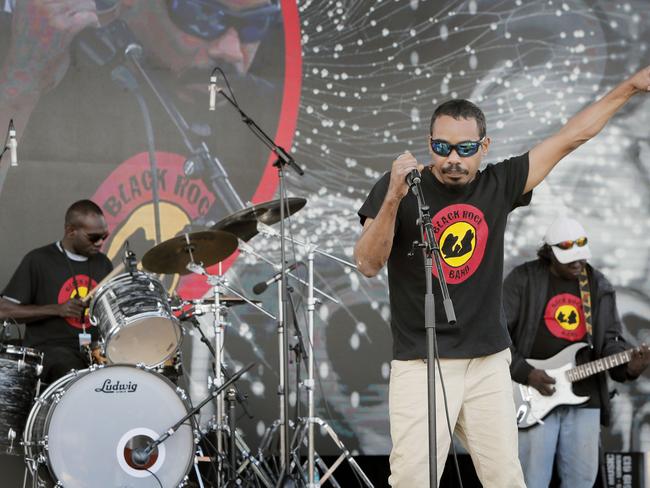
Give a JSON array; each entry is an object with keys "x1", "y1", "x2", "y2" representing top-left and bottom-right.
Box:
[
  {"x1": 430, "y1": 138, "x2": 485, "y2": 157},
  {"x1": 166, "y1": 0, "x2": 281, "y2": 42},
  {"x1": 82, "y1": 231, "x2": 109, "y2": 243}
]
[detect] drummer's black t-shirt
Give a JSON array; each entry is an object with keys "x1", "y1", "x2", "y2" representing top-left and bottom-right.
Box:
[
  {"x1": 358, "y1": 154, "x2": 531, "y2": 360},
  {"x1": 2, "y1": 243, "x2": 112, "y2": 349}
]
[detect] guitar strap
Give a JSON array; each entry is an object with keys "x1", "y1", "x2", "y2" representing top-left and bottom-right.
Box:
[{"x1": 578, "y1": 266, "x2": 593, "y2": 348}]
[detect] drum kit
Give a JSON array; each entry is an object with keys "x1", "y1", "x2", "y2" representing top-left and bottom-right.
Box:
[{"x1": 0, "y1": 198, "x2": 374, "y2": 488}]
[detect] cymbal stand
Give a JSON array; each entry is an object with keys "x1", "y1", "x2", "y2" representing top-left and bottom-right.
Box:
[
  {"x1": 257, "y1": 224, "x2": 373, "y2": 488},
  {"x1": 187, "y1": 261, "x2": 277, "y2": 486},
  {"x1": 184, "y1": 315, "x2": 253, "y2": 422},
  {"x1": 184, "y1": 314, "x2": 275, "y2": 487}
]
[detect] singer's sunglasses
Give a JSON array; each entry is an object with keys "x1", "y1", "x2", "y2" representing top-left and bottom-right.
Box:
[
  {"x1": 430, "y1": 137, "x2": 485, "y2": 157},
  {"x1": 166, "y1": 0, "x2": 281, "y2": 43},
  {"x1": 551, "y1": 237, "x2": 588, "y2": 250}
]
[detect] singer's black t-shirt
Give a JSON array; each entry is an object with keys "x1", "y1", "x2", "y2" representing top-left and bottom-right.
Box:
[
  {"x1": 358, "y1": 154, "x2": 531, "y2": 360},
  {"x1": 2, "y1": 243, "x2": 113, "y2": 349}
]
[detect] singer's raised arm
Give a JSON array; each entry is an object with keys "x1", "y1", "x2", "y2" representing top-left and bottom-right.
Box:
[{"x1": 524, "y1": 64, "x2": 650, "y2": 193}]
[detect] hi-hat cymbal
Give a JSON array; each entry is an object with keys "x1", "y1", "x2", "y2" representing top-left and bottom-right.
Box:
[
  {"x1": 211, "y1": 197, "x2": 307, "y2": 241},
  {"x1": 142, "y1": 230, "x2": 238, "y2": 275}
]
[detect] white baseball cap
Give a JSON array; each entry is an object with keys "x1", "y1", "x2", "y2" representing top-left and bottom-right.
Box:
[{"x1": 543, "y1": 216, "x2": 591, "y2": 264}]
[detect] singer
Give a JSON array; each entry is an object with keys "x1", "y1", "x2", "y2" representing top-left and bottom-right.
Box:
[
  {"x1": 354, "y1": 65, "x2": 650, "y2": 487},
  {"x1": 0, "y1": 200, "x2": 113, "y2": 384}
]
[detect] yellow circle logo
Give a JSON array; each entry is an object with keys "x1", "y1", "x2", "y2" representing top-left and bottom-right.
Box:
[
  {"x1": 555, "y1": 305, "x2": 580, "y2": 331},
  {"x1": 439, "y1": 222, "x2": 476, "y2": 267}
]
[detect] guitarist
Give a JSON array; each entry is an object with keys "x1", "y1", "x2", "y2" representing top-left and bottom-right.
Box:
[{"x1": 504, "y1": 216, "x2": 650, "y2": 488}]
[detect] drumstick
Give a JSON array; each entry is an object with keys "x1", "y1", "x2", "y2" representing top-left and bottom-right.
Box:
[{"x1": 82, "y1": 262, "x2": 125, "y2": 304}]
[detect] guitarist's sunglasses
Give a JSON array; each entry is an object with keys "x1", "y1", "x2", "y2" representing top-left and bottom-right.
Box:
[{"x1": 552, "y1": 237, "x2": 588, "y2": 250}]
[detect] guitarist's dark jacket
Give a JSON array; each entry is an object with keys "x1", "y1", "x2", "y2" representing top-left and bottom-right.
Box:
[{"x1": 504, "y1": 259, "x2": 632, "y2": 426}]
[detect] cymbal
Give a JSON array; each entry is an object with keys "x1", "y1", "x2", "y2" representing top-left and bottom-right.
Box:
[
  {"x1": 191, "y1": 296, "x2": 262, "y2": 307},
  {"x1": 142, "y1": 230, "x2": 238, "y2": 275},
  {"x1": 211, "y1": 197, "x2": 307, "y2": 241}
]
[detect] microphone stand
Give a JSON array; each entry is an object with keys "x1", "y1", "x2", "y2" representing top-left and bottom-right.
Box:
[
  {"x1": 407, "y1": 176, "x2": 456, "y2": 487},
  {"x1": 213, "y1": 81, "x2": 304, "y2": 488},
  {"x1": 0, "y1": 120, "x2": 16, "y2": 202},
  {"x1": 123, "y1": 47, "x2": 245, "y2": 220},
  {"x1": 111, "y1": 64, "x2": 162, "y2": 244}
]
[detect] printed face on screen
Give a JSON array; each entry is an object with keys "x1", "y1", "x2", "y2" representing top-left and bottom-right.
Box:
[{"x1": 120, "y1": 0, "x2": 280, "y2": 105}]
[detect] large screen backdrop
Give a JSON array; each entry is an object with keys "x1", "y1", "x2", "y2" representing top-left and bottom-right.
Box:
[{"x1": 0, "y1": 0, "x2": 649, "y2": 457}]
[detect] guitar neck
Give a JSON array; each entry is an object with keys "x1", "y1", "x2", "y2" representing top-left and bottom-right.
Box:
[{"x1": 566, "y1": 348, "x2": 635, "y2": 383}]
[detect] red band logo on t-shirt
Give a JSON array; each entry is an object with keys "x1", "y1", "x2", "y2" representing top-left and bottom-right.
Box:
[
  {"x1": 430, "y1": 204, "x2": 488, "y2": 284},
  {"x1": 58, "y1": 275, "x2": 97, "y2": 329},
  {"x1": 543, "y1": 293, "x2": 586, "y2": 341}
]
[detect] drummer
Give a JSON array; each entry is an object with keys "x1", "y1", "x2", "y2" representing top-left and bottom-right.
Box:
[{"x1": 0, "y1": 200, "x2": 113, "y2": 383}]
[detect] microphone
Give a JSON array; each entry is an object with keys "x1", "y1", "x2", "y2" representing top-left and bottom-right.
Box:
[
  {"x1": 405, "y1": 169, "x2": 420, "y2": 188},
  {"x1": 8, "y1": 120, "x2": 17, "y2": 167},
  {"x1": 209, "y1": 75, "x2": 218, "y2": 111},
  {"x1": 75, "y1": 19, "x2": 141, "y2": 66},
  {"x1": 253, "y1": 262, "x2": 302, "y2": 295},
  {"x1": 177, "y1": 307, "x2": 197, "y2": 322},
  {"x1": 130, "y1": 444, "x2": 153, "y2": 467}
]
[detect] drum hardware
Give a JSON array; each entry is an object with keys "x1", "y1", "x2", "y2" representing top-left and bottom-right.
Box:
[
  {"x1": 226, "y1": 388, "x2": 237, "y2": 483},
  {"x1": 238, "y1": 240, "x2": 339, "y2": 305},
  {"x1": 188, "y1": 295, "x2": 263, "y2": 308},
  {"x1": 257, "y1": 224, "x2": 373, "y2": 488},
  {"x1": 180, "y1": 314, "x2": 253, "y2": 423},
  {"x1": 184, "y1": 260, "x2": 276, "y2": 486},
  {"x1": 210, "y1": 197, "x2": 307, "y2": 242}
]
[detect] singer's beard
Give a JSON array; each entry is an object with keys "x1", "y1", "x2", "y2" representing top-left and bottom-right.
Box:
[{"x1": 440, "y1": 165, "x2": 471, "y2": 192}]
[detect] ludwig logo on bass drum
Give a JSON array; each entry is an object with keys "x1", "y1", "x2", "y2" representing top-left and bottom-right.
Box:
[{"x1": 94, "y1": 379, "x2": 138, "y2": 393}]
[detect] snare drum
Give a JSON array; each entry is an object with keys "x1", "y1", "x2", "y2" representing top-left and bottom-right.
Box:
[
  {"x1": 0, "y1": 345, "x2": 42, "y2": 455},
  {"x1": 90, "y1": 272, "x2": 182, "y2": 367},
  {"x1": 23, "y1": 364, "x2": 194, "y2": 488}
]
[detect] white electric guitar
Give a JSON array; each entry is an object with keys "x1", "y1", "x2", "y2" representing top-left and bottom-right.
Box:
[{"x1": 513, "y1": 342, "x2": 638, "y2": 429}]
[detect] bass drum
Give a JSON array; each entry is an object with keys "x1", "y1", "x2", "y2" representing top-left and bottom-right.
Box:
[{"x1": 23, "y1": 365, "x2": 194, "y2": 488}]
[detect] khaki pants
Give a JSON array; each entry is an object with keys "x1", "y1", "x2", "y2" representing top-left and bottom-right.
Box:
[{"x1": 388, "y1": 348, "x2": 526, "y2": 488}]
